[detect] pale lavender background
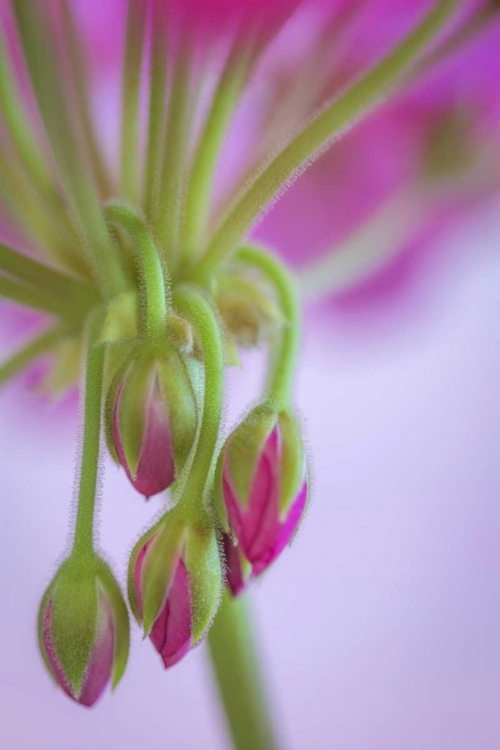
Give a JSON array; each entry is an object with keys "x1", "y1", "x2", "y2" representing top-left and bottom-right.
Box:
[{"x1": 1, "y1": 207, "x2": 499, "y2": 749}]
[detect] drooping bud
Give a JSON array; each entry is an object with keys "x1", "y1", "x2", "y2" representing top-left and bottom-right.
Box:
[
  {"x1": 38, "y1": 556, "x2": 129, "y2": 708},
  {"x1": 128, "y1": 513, "x2": 222, "y2": 668},
  {"x1": 215, "y1": 403, "x2": 308, "y2": 575},
  {"x1": 106, "y1": 348, "x2": 198, "y2": 498},
  {"x1": 222, "y1": 533, "x2": 252, "y2": 597}
]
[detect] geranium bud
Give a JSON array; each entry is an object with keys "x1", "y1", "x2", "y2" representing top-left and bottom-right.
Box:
[
  {"x1": 222, "y1": 533, "x2": 252, "y2": 597},
  {"x1": 106, "y1": 349, "x2": 198, "y2": 498},
  {"x1": 129, "y1": 514, "x2": 222, "y2": 668},
  {"x1": 215, "y1": 404, "x2": 308, "y2": 575},
  {"x1": 38, "y1": 557, "x2": 129, "y2": 708}
]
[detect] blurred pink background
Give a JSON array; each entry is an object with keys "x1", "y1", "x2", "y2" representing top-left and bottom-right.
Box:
[{"x1": 1, "y1": 201, "x2": 499, "y2": 749}]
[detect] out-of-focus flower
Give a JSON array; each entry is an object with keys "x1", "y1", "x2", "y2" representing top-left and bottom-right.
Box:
[
  {"x1": 1, "y1": 0, "x2": 499, "y2": 715},
  {"x1": 216, "y1": 404, "x2": 308, "y2": 576},
  {"x1": 129, "y1": 514, "x2": 222, "y2": 668},
  {"x1": 38, "y1": 555, "x2": 129, "y2": 708}
]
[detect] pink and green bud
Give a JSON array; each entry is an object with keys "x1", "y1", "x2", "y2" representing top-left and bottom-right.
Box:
[
  {"x1": 215, "y1": 404, "x2": 308, "y2": 575},
  {"x1": 222, "y1": 533, "x2": 252, "y2": 597},
  {"x1": 106, "y1": 349, "x2": 197, "y2": 498},
  {"x1": 128, "y1": 514, "x2": 222, "y2": 668},
  {"x1": 38, "y1": 556, "x2": 129, "y2": 708}
]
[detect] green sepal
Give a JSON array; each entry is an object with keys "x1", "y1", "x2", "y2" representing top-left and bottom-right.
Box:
[
  {"x1": 156, "y1": 351, "x2": 198, "y2": 475},
  {"x1": 99, "y1": 291, "x2": 139, "y2": 344},
  {"x1": 37, "y1": 579, "x2": 58, "y2": 684},
  {"x1": 134, "y1": 517, "x2": 185, "y2": 637},
  {"x1": 96, "y1": 560, "x2": 130, "y2": 691},
  {"x1": 127, "y1": 520, "x2": 163, "y2": 623},
  {"x1": 116, "y1": 354, "x2": 155, "y2": 477},
  {"x1": 103, "y1": 347, "x2": 137, "y2": 464},
  {"x1": 277, "y1": 410, "x2": 306, "y2": 518},
  {"x1": 184, "y1": 520, "x2": 223, "y2": 644},
  {"x1": 213, "y1": 449, "x2": 230, "y2": 533},
  {"x1": 49, "y1": 556, "x2": 100, "y2": 699},
  {"x1": 227, "y1": 403, "x2": 277, "y2": 509}
]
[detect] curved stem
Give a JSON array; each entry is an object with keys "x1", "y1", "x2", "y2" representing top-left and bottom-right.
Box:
[
  {"x1": 0, "y1": 325, "x2": 67, "y2": 387},
  {"x1": 190, "y1": 0, "x2": 462, "y2": 281},
  {"x1": 105, "y1": 202, "x2": 169, "y2": 341},
  {"x1": 182, "y1": 43, "x2": 252, "y2": 266},
  {"x1": 173, "y1": 284, "x2": 224, "y2": 510},
  {"x1": 72, "y1": 311, "x2": 105, "y2": 555},
  {"x1": 237, "y1": 245, "x2": 300, "y2": 408},
  {"x1": 207, "y1": 593, "x2": 280, "y2": 750}
]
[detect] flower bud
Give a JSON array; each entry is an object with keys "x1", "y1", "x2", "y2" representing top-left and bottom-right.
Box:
[
  {"x1": 128, "y1": 514, "x2": 222, "y2": 668},
  {"x1": 215, "y1": 404, "x2": 308, "y2": 575},
  {"x1": 38, "y1": 556, "x2": 129, "y2": 708},
  {"x1": 106, "y1": 349, "x2": 198, "y2": 498},
  {"x1": 222, "y1": 533, "x2": 252, "y2": 597}
]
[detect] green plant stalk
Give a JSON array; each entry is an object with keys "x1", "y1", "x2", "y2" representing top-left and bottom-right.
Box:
[
  {"x1": 0, "y1": 325, "x2": 67, "y2": 387},
  {"x1": 144, "y1": 4, "x2": 168, "y2": 219},
  {"x1": 237, "y1": 245, "x2": 300, "y2": 408},
  {"x1": 182, "y1": 43, "x2": 252, "y2": 266},
  {"x1": 72, "y1": 312, "x2": 105, "y2": 555},
  {"x1": 173, "y1": 284, "x2": 224, "y2": 509},
  {"x1": 207, "y1": 593, "x2": 280, "y2": 750},
  {"x1": 13, "y1": 0, "x2": 126, "y2": 296},
  {"x1": 0, "y1": 24, "x2": 50, "y2": 192},
  {"x1": 120, "y1": 0, "x2": 148, "y2": 204},
  {"x1": 191, "y1": 0, "x2": 462, "y2": 282},
  {"x1": 105, "y1": 203, "x2": 169, "y2": 341},
  {"x1": 0, "y1": 275, "x2": 89, "y2": 321},
  {"x1": 58, "y1": 0, "x2": 111, "y2": 198},
  {"x1": 0, "y1": 243, "x2": 99, "y2": 306},
  {"x1": 156, "y1": 53, "x2": 190, "y2": 267}
]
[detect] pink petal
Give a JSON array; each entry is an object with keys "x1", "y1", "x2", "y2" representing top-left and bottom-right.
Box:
[
  {"x1": 113, "y1": 383, "x2": 176, "y2": 499},
  {"x1": 149, "y1": 559, "x2": 192, "y2": 669},
  {"x1": 42, "y1": 595, "x2": 115, "y2": 708}
]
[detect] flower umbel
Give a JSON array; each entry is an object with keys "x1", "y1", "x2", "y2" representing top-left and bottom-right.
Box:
[{"x1": 0, "y1": 0, "x2": 497, "y2": 732}]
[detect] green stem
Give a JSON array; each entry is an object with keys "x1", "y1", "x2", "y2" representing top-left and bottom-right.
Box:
[
  {"x1": 237, "y1": 245, "x2": 300, "y2": 408},
  {"x1": 155, "y1": 52, "x2": 191, "y2": 266},
  {"x1": 13, "y1": 0, "x2": 126, "y2": 296},
  {"x1": 182, "y1": 43, "x2": 252, "y2": 267},
  {"x1": 0, "y1": 275, "x2": 86, "y2": 321},
  {"x1": 144, "y1": 1, "x2": 168, "y2": 219},
  {"x1": 120, "y1": 0, "x2": 148, "y2": 204},
  {"x1": 58, "y1": 0, "x2": 111, "y2": 198},
  {"x1": 0, "y1": 325, "x2": 67, "y2": 387},
  {"x1": 207, "y1": 593, "x2": 280, "y2": 750},
  {"x1": 0, "y1": 243, "x2": 99, "y2": 307},
  {"x1": 173, "y1": 284, "x2": 224, "y2": 508},
  {"x1": 0, "y1": 24, "x2": 50, "y2": 192},
  {"x1": 72, "y1": 312, "x2": 105, "y2": 555},
  {"x1": 191, "y1": 0, "x2": 462, "y2": 281},
  {"x1": 105, "y1": 202, "x2": 169, "y2": 341}
]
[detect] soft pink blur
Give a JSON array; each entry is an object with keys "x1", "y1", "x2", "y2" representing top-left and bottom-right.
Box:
[{"x1": 2, "y1": 205, "x2": 499, "y2": 748}]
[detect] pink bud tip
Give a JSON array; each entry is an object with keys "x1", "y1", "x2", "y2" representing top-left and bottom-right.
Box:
[
  {"x1": 223, "y1": 424, "x2": 308, "y2": 575},
  {"x1": 134, "y1": 542, "x2": 192, "y2": 668},
  {"x1": 113, "y1": 381, "x2": 176, "y2": 499},
  {"x1": 42, "y1": 598, "x2": 115, "y2": 708}
]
